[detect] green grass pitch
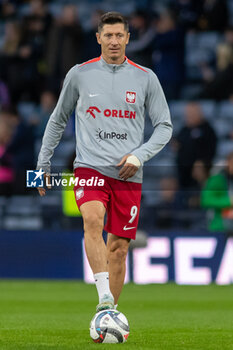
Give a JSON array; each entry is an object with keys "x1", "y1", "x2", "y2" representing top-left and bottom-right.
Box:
[{"x1": 0, "y1": 281, "x2": 233, "y2": 350}]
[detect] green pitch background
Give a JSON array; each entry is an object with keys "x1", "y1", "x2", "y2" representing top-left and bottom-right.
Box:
[{"x1": 0, "y1": 281, "x2": 233, "y2": 350}]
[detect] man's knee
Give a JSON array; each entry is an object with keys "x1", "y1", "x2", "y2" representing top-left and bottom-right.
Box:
[
  {"x1": 108, "y1": 240, "x2": 129, "y2": 262},
  {"x1": 83, "y1": 212, "x2": 104, "y2": 233},
  {"x1": 80, "y1": 202, "x2": 105, "y2": 234}
]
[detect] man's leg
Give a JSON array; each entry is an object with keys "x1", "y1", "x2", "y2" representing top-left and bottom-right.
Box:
[
  {"x1": 80, "y1": 200, "x2": 114, "y2": 310},
  {"x1": 107, "y1": 233, "x2": 130, "y2": 304},
  {"x1": 80, "y1": 201, "x2": 106, "y2": 273}
]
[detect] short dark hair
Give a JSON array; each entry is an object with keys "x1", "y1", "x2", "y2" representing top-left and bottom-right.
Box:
[{"x1": 98, "y1": 12, "x2": 129, "y2": 33}]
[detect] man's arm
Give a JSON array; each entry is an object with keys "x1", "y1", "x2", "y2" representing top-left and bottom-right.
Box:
[
  {"x1": 131, "y1": 70, "x2": 173, "y2": 164},
  {"x1": 37, "y1": 66, "x2": 79, "y2": 174}
]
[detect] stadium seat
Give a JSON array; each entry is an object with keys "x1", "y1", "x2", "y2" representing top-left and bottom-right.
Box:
[
  {"x1": 0, "y1": 196, "x2": 5, "y2": 229},
  {"x1": 169, "y1": 100, "x2": 186, "y2": 119},
  {"x1": 217, "y1": 140, "x2": 233, "y2": 157},
  {"x1": 213, "y1": 119, "x2": 232, "y2": 138},
  {"x1": 218, "y1": 101, "x2": 233, "y2": 119},
  {"x1": 3, "y1": 195, "x2": 42, "y2": 230},
  {"x1": 199, "y1": 100, "x2": 217, "y2": 121},
  {"x1": 197, "y1": 32, "x2": 221, "y2": 51},
  {"x1": 3, "y1": 216, "x2": 43, "y2": 230},
  {"x1": 6, "y1": 196, "x2": 41, "y2": 215}
]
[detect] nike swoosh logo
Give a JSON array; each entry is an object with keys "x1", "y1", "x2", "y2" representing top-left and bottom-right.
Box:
[
  {"x1": 89, "y1": 93, "x2": 99, "y2": 97},
  {"x1": 123, "y1": 225, "x2": 136, "y2": 231}
]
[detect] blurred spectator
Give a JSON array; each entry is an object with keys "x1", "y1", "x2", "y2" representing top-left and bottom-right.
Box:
[
  {"x1": 155, "y1": 176, "x2": 180, "y2": 228},
  {"x1": 22, "y1": 0, "x2": 52, "y2": 41},
  {"x1": 0, "y1": 78, "x2": 10, "y2": 108},
  {"x1": 201, "y1": 152, "x2": 233, "y2": 232},
  {"x1": 197, "y1": 28, "x2": 233, "y2": 100},
  {"x1": 151, "y1": 8, "x2": 185, "y2": 100},
  {"x1": 197, "y1": 0, "x2": 229, "y2": 32},
  {"x1": 174, "y1": 102, "x2": 217, "y2": 189},
  {"x1": 126, "y1": 9, "x2": 155, "y2": 67},
  {"x1": 0, "y1": 19, "x2": 43, "y2": 103},
  {"x1": 24, "y1": 0, "x2": 52, "y2": 34},
  {"x1": 6, "y1": 109, "x2": 36, "y2": 194},
  {"x1": 198, "y1": 45, "x2": 233, "y2": 100},
  {"x1": 224, "y1": 26, "x2": 233, "y2": 47},
  {"x1": 0, "y1": 20, "x2": 24, "y2": 103},
  {"x1": 31, "y1": 90, "x2": 57, "y2": 138},
  {"x1": 0, "y1": 1, "x2": 17, "y2": 21},
  {"x1": 1, "y1": 20, "x2": 21, "y2": 55},
  {"x1": 174, "y1": 0, "x2": 203, "y2": 31},
  {"x1": 0, "y1": 109, "x2": 16, "y2": 196},
  {"x1": 45, "y1": 5, "x2": 84, "y2": 92},
  {"x1": 22, "y1": 0, "x2": 53, "y2": 81},
  {"x1": 192, "y1": 159, "x2": 212, "y2": 189},
  {"x1": 17, "y1": 0, "x2": 53, "y2": 102},
  {"x1": 188, "y1": 159, "x2": 212, "y2": 208},
  {"x1": 83, "y1": 9, "x2": 103, "y2": 60}
]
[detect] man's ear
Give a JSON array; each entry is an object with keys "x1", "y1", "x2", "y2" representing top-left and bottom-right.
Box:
[
  {"x1": 96, "y1": 32, "x2": 101, "y2": 45},
  {"x1": 126, "y1": 32, "x2": 130, "y2": 45}
]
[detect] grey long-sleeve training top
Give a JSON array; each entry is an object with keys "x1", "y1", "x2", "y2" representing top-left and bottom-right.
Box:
[{"x1": 37, "y1": 56, "x2": 172, "y2": 183}]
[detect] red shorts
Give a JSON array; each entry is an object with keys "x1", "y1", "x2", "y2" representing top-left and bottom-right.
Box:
[{"x1": 73, "y1": 167, "x2": 142, "y2": 240}]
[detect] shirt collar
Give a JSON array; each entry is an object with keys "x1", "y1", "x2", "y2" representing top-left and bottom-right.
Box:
[{"x1": 100, "y1": 55, "x2": 128, "y2": 72}]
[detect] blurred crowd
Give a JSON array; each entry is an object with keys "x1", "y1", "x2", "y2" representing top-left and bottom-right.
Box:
[
  {"x1": 1, "y1": 0, "x2": 232, "y2": 103},
  {"x1": 0, "y1": 0, "x2": 233, "y2": 232}
]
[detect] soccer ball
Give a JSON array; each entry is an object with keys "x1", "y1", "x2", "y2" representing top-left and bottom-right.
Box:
[{"x1": 90, "y1": 309, "x2": 130, "y2": 343}]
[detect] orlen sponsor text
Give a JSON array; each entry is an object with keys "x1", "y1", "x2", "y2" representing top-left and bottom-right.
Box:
[
  {"x1": 104, "y1": 109, "x2": 136, "y2": 119},
  {"x1": 86, "y1": 106, "x2": 136, "y2": 119}
]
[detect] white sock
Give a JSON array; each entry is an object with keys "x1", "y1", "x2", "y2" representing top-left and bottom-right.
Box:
[
  {"x1": 114, "y1": 304, "x2": 118, "y2": 310},
  {"x1": 94, "y1": 272, "x2": 113, "y2": 303}
]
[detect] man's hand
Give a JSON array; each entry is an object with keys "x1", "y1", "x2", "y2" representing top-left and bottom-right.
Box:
[
  {"x1": 117, "y1": 154, "x2": 141, "y2": 181},
  {"x1": 37, "y1": 173, "x2": 52, "y2": 196}
]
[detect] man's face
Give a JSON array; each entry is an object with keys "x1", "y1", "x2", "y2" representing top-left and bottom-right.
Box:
[
  {"x1": 96, "y1": 23, "x2": 130, "y2": 63},
  {"x1": 185, "y1": 103, "x2": 203, "y2": 128}
]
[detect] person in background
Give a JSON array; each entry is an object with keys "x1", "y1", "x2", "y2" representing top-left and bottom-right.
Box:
[
  {"x1": 0, "y1": 109, "x2": 16, "y2": 196},
  {"x1": 198, "y1": 28, "x2": 233, "y2": 100},
  {"x1": 174, "y1": 0, "x2": 202, "y2": 31},
  {"x1": 0, "y1": 1, "x2": 17, "y2": 21},
  {"x1": 155, "y1": 177, "x2": 180, "y2": 229},
  {"x1": 126, "y1": 9, "x2": 154, "y2": 68},
  {"x1": 174, "y1": 102, "x2": 217, "y2": 189},
  {"x1": 6, "y1": 109, "x2": 35, "y2": 194},
  {"x1": 0, "y1": 20, "x2": 24, "y2": 103},
  {"x1": 45, "y1": 5, "x2": 84, "y2": 92},
  {"x1": 0, "y1": 76, "x2": 10, "y2": 108},
  {"x1": 83, "y1": 9, "x2": 104, "y2": 60},
  {"x1": 23, "y1": 0, "x2": 52, "y2": 36},
  {"x1": 31, "y1": 90, "x2": 57, "y2": 138},
  {"x1": 21, "y1": 0, "x2": 53, "y2": 100},
  {"x1": 197, "y1": 0, "x2": 229, "y2": 32},
  {"x1": 201, "y1": 152, "x2": 233, "y2": 233},
  {"x1": 151, "y1": 7, "x2": 185, "y2": 100},
  {"x1": 188, "y1": 159, "x2": 212, "y2": 210}
]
